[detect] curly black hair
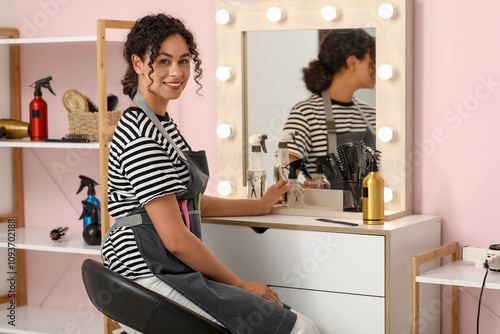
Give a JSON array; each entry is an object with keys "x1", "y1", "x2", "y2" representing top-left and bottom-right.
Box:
[
  {"x1": 121, "y1": 13, "x2": 203, "y2": 99},
  {"x1": 303, "y1": 29, "x2": 375, "y2": 95}
]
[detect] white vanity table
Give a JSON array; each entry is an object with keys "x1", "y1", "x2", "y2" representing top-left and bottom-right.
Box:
[{"x1": 202, "y1": 214, "x2": 441, "y2": 333}]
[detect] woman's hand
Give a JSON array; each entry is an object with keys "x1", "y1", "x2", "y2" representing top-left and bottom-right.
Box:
[
  {"x1": 239, "y1": 281, "x2": 283, "y2": 306},
  {"x1": 257, "y1": 180, "x2": 291, "y2": 215}
]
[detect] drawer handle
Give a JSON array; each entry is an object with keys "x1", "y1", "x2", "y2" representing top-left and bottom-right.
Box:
[{"x1": 250, "y1": 227, "x2": 268, "y2": 234}]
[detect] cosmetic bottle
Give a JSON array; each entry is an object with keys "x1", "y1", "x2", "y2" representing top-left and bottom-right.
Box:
[
  {"x1": 310, "y1": 156, "x2": 331, "y2": 189},
  {"x1": 29, "y1": 76, "x2": 55, "y2": 141},
  {"x1": 247, "y1": 134, "x2": 268, "y2": 199},
  {"x1": 76, "y1": 175, "x2": 101, "y2": 228},
  {"x1": 362, "y1": 157, "x2": 384, "y2": 225},
  {"x1": 283, "y1": 159, "x2": 312, "y2": 208}
]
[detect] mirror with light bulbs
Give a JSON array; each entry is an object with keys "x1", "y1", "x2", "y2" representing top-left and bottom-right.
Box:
[{"x1": 215, "y1": 0, "x2": 413, "y2": 220}]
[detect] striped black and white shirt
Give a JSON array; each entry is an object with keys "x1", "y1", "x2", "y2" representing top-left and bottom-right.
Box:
[
  {"x1": 283, "y1": 94, "x2": 376, "y2": 173},
  {"x1": 103, "y1": 107, "x2": 190, "y2": 278}
]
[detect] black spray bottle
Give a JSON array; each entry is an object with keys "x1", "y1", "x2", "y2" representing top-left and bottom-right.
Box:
[
  {"x1": 284, "y1": 159, "x2": 312, "y2": 208},
  {"x1": 76, "y1": 175, "x2": 101, "y2": 228},
  {"x1": 79, "y1": 201, "x2": 101, "y2": 245}
]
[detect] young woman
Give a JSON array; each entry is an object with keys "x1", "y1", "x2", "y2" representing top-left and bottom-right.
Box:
[
  {"x1": 101, "y1": 13, "x2": 319, "y2": 334},
  {"x1": 283, "y1": 29, "x2": 376, "y2": 189}
]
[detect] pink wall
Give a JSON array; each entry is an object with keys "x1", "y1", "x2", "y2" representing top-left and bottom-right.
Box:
[
  {"x1": 11, "y1": 0, "x2": 500, "y2": 332},
  {"x1": 414, "y1": 1, "x2": 500, "y2": 332}
]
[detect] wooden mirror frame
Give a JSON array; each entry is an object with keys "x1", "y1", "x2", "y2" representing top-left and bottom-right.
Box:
[{"x1": 216, "y1": 0, "x2": 413, "y2": 219}]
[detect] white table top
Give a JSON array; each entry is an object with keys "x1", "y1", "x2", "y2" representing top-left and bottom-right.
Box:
[
  {"x1": 416, "y1": 260, "x2": 500, "y2": 290},
  {"x1": 203, "y1": 214, "x2": 440, "y2": 236}
]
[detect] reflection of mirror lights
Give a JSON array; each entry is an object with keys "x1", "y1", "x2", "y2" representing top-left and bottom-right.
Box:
[
  {"x1": 378, "y1": 126, "x2": 395, "y2": 142},
  {"x1": 217, "y1": 181, "x2": 234, "y2": 196},
  {"x1": 267, "y1": 7, "x2": 285, "y2": 22},
  {"x1": 384, "y1": 187, "x2": 395, "y2": 203},
  {"x1": 216, "y1": 124, "x2": 234, "y2": 139},
  {"x1": 377, "y1": 64, "x2": 396, "y2": 80},
  {"x1": 216, "y1": 66, "x2": 233, "y2": 81},
  {"x1": 215, "y1": 9, "x2": 233, "y2": 25},
  {"x1": 378, "y1": 3, "x2": 397, "y2": 19},
  {"x1": 321, "y1": 6, "x2": 339, "y2": 21}
]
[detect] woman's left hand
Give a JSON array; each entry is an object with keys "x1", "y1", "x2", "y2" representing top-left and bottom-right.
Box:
[{"x1": 257, "y1": 180, "x2": 291, "y2": 215}]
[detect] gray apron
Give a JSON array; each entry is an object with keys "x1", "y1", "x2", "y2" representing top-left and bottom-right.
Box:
[
  {"x1": 103, "y1": 93, "x2": 297, "y2": 334},
  {"x1": 321, "y1": 90, "x2": 376, "y2": 189}
]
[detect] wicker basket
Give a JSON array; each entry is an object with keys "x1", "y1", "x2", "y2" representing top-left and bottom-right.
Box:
[{"x1": 68, "y1": 110, "x2": 121, "y2": 142}]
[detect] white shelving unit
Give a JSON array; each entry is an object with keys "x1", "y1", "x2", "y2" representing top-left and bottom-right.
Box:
[
  {"x1": 0, "y1": 35, "x2": 125, "y2": 45},
  {"x1": 0, "y1": 225, "x2": 102, "y2": 333},
  {"x1": 0, "y1": 31, "x2": 114, "y2": 333},
  {"x1": 0, "y1": 304, "x2": 104, "y2": 334},
  {"x1": 0, "y1": 224, "x2": 100, "y2": 255},
  {"x1": 0, "y1": 138, "x2": 99, "y2": 149},
  {"x1": 417, "y1": 260, "x2": 500, "y2": 289}
]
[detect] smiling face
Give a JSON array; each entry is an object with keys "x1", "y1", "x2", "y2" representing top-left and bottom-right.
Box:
[{"x1": 133, "y1": 34, "x2": 191, "y2": 109}]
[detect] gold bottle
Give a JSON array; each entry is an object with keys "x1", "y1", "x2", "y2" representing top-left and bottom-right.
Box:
[
  {"x1": 0, "y1": 119, "x2": 30, "y2": 139},
  {"x1": 362, "y1": 158, "x2": 384, "y2": 225}
]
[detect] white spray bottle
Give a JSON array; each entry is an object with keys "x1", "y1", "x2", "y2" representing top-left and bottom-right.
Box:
[
  {"x1": 274, "y1": 130, "x2": 298, "y2": 184},
  {"x1": 247, "y1": 134, "x2": 268, "y2": 199}
]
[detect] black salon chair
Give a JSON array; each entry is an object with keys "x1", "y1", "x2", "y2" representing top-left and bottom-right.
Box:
[{"x1": 81, "y1": 259, "x2": 231, "y2": 334}]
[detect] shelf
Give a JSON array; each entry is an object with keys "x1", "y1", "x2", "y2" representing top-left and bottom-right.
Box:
[
  {"x1": 416, "y1": 260, "x2": 500, "y2": 290},
  {"x1": 0, "y1": 304, "x2": 103, "y2": 333},
  {"x1": 0, "y1": 225, "x2": 101, "y2": 255},
  {"x1": 0, "y1": 35, "x2": 125, "y2": 45},
  {"x1": 0, "y1": 138, "x2": 99, "y2": 149}
]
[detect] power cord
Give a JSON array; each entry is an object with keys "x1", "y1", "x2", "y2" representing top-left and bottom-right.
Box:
[{"x1": 477, "y1": 259, "x2": 489, "y2": 334}]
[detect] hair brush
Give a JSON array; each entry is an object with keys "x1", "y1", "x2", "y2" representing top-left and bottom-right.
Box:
[{"x1": 50, "y1": 226, "x2": 69, "y2": 242}]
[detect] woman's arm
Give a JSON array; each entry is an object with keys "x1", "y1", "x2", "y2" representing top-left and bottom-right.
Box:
[
  {"x1": 145, "y1": 193, "x2": 282, "y2": 305},
  {"x1": 200, "y1": 180, "x2": 290, "y2": 217}
]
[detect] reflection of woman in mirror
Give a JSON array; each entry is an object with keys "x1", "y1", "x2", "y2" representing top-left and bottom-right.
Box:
[{"x1": 283, "y1": 29, "x2": 376, "y2": 189}]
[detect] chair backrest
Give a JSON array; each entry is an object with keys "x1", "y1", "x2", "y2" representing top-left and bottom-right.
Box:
[{"x1": 81, "y1": 259, "x2": 230, "y2": 334}]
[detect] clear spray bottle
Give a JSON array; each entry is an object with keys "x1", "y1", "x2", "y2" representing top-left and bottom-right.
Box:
[
  {"x1": 311, "y1": 156, "x2": 332, "y2": 189},
  {"x1": 283, "y1": 159, "x2": 312, "y2": 208},
  {"x1": 247, "y1": 134, "x2": 268, "y2": 199}
]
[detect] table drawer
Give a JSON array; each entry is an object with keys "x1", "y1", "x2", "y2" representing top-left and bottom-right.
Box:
[
  {"x1": 272, "y1": 286, "x2": 385, "y2": 334},
  {"x1": 201, "y1": 223, "x2": 385, "y2": 296}
]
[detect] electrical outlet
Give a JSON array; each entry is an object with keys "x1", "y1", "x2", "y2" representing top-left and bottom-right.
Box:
[{"x1": 462, "y1": 246, "x2": 488, "y2": 262}]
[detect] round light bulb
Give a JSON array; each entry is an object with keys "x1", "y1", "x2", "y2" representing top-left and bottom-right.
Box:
[
  {"x1": 378, "y1": 126, "x2": 395, "y2": 142},
  {"x1": 215, "y1": 9, "x2": 233, "y2": 25},
  {"x1": 217, "y1": 181, "x2": 234, "y2": 196},
  {"x1": 216, "y1": 66, "x2": 233, "y2": 81},
  {"x1": 321, "y1": 6, "x2": 339, "y2": 21},
  {"x1": 378, "y1": 3, "x2": 397, "y2": 19},
  {"x1": 377, "y1": 64, "x2": 396, "y2": 80},
  {"x1": 267, "y1": 7, "x2": 285, "y2": 22},
  {"x1": 384, "y1": 187, "x2": 395, "y2": 203},
  {"x1": 216, "y1": 124, "x2": 233, "y2": 139}
]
